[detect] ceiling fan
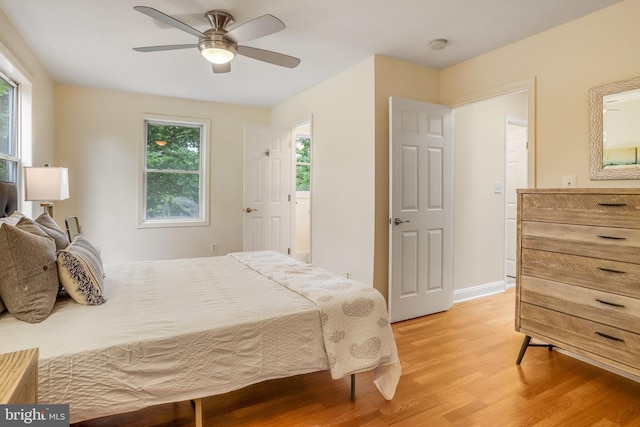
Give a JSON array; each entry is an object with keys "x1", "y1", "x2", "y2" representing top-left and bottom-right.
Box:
[{"x1": 132, "y1": 6, "x2": 301, "y2": 73}]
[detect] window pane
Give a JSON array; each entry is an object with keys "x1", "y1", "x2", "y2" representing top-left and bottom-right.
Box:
[
  {"x1": 146, "y1": 123, "x2": 200, "y2": 171},
  {"x1": 0, "y1": 76, "x2": 15, "y2": 157},
  {"x1": 296, "y1": 136, "x2": 310, "y2": 163},
  {"x1": 296, "y1": 165, "x2": 310, "y2": 191},
  {"x1": 146, "y1": 172, "x2": 200, "y2": 219},
  {"x1": 0, "y1": 159, "x2": 17, "y2": 183}
]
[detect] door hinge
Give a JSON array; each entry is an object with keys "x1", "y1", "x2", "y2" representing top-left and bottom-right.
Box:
[
  {"x1": 287, "y1": 248, "x2": 291, "y2": 255},
  {"x1": 288, "y1": 194, "x2": 291, "y2": 202}
]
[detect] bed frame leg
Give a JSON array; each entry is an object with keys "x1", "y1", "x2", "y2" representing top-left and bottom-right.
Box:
[
  {"x1": 191, "y1": 398, "x2": 203, "y2": 427},
  {"x1": 350, "y1": 374, "x2": 356, "y2": 401}
]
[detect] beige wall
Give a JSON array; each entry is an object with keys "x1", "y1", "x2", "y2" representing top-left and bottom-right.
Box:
[
  {"x1": 271, "y1": 58, "x2": 376, "y2": 284},
  {"x1": 55, "y1": 85, "x2": 270, "y2": 263},
  {"x1": 441, "y1": 0, "x2": 640, "y2": 190}
]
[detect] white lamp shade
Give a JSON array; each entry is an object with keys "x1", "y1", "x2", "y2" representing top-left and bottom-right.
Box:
[{"x1": 24, "y1": 166, "x2": 70, "y2": 201}]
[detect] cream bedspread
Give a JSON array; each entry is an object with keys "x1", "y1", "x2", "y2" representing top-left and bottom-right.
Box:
[
  {"x1": 229, "y1": 251, "x2": 401, "y2": 400},
  {"x1": 0, "y1": 252, "x2": 401, "y2": 423}
]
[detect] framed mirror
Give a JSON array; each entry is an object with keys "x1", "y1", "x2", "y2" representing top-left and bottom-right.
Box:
[{"x1": 590, "y1": 76, "x2": 640, "y2": 180}]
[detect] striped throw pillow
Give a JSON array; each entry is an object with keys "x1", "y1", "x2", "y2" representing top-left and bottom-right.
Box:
[{"x1": 57, "y1": 235, "x2": 106, "y2": 305}]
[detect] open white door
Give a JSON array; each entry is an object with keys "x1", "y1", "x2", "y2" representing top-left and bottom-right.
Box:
[
  {"x1": 243, "y1": 125, "x2": 291, "y2": 255},
  {"x1": 389, "y1": 97, "x2": 453, "y2": 323},
  {"x1": 505, "y1": 118, "x2": 528, "y2": 278}
]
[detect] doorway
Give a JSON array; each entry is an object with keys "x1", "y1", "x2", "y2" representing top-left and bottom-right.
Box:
[
  {"x1": 293, "y1": 122, "x2": 311, "y2": 263},
  {"x1": 451, "y1": 88, "x2": 530, "y2": 301}
]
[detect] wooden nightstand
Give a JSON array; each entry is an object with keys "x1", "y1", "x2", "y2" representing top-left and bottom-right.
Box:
[{"x1": 0, "y1": 348, "x2": 39, "y2": 404}]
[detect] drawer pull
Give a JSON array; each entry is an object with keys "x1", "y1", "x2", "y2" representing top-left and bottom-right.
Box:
[
  {"x1": 598, "y1": 203, "x2": 627, "y2": 207},
  {"x1": 596, "y1": 332, "x2": 625, "y2": 342},
  {"x1": 596, "y1": 298, "x2": 626, "y2": 308},
  {"x1": 597, "y1": 267, "x2": 626, "y2": 274},
  {"x1": 597, "y1": 235, "x2": 626, "y2": 240}
]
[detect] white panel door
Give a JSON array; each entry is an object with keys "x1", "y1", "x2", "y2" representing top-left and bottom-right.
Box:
[
  {"x1": 243, "y1": 125, "x2": 291, "y2": 255},
  {"x1": 505, "y1": 119, "x2": 528, "y2": 278},
  {"x1": 389, "y1": 97, "x2": 453, "y2": 323}
]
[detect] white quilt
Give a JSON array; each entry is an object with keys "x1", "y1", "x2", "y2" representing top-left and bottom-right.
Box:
[
  {"x1": 229, "y1": 251, "x2": 401, "y2": 400},
  {"x1": 0, "y1": 252, "x2": 401, "y2": 423}
]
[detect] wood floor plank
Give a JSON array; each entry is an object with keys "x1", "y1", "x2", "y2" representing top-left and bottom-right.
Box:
[{"x1": 72, "y1": 289, "x2": 640, "y2": 426}]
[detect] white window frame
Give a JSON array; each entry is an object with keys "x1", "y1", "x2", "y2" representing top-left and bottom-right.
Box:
[
  {"x1": 0, "y1": 70, "x2": 19, "y2": 184},
  {"x1": 139, "y1": 113, "x2": 210, "y2": 228}
]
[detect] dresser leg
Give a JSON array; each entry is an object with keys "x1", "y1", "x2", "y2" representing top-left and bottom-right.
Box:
[
  {"x1": 516, "y1": 335, "x2": 532, "y2": 364},
  {"x1": 516, "y1": 335, "x2": 555, "y2": 364}
]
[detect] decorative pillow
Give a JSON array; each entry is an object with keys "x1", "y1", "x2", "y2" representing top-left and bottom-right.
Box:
[
  {"x1": 0, "y1": 211, "x2": 25, "y2": 227},
  {"x1": 57, "y1": 235, "x2": 106, "y2": 305},
  {"x1": 34, "y1": 211, "x2": 70, "y2": 251},
  {"x1": 0, "y1": 218, "x2": 59, "y2": 323}
]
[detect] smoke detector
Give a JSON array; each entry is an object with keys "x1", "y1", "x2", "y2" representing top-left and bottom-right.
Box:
[{"x1": 430, "y1": 39, "x2": 448, "y2": 51}]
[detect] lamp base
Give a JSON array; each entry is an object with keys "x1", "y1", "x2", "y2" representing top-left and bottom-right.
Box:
[{"x1": 40, "y1": 203, "x2": 53, "y2": 217}]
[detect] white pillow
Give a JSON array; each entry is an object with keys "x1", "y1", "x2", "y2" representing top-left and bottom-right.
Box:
[{"x1": 57, "y1": 235, "x2": 106, "y2": 305}]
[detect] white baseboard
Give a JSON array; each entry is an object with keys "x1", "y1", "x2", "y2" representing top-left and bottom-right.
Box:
[{"x1": 453, "y1": 280, "x2": 508, "y2": 304}]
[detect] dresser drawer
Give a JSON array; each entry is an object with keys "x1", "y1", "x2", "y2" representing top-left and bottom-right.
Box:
[
  {"x1": 521, "y1": 248, "x2": 640, "y2": 299},
  {"x1": 520, "y1": 303, "x2": 640, "y2": 369},
  {"x1": 521, "y1": 192, "x2": 640, "y2": 228},
  {"x1": 520, "y1": 275, "x2": 640, "y2": 332},
  {"x1": 521, "y1": 221, "x2": 640, "y2": 264}
]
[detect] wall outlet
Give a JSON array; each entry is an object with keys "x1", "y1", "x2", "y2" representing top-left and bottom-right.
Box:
[
  {"x1": 562, "y1": 175, "x2": 577, "y2": 188},
  {"x1": 210, "y1": 243, "x2": 217, "y2": 252}
]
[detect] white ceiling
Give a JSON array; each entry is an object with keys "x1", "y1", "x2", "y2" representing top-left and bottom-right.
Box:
[{"x1": 0, "y1": 0, "x2": 621, "y2": 108}]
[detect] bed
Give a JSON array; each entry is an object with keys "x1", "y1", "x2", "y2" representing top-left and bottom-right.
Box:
[{"x1": 0, "y1": 182, "x2": 401, "y2": 425}]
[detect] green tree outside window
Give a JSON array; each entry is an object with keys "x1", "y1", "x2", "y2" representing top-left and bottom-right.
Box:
[
  {"x1": 296, "y1": 135, "x2": 311, "y2": 191},
  {"x1": 145, "y1": 122, "x2": 202, "y2": 220}
]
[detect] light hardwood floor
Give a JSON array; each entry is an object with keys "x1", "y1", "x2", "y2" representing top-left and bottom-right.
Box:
[{"x1": 73, "y1": 289, "x2": 640, "y2": 426}]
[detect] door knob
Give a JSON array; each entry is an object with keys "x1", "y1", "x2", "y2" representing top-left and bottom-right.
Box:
[
  {"x1": 245, "y1": 207, "x2": 258, "y2": 213},
  {"x1": 393, "y1": 217, "x2": 409, "y2": 225}
]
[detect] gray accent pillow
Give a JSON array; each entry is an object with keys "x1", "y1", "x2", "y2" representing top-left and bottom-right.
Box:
[
  {"x1": 35, "y1": 211, "x2": 71, "y2": 251},
  {"x1": 0, "y1": 211, "x2": 24, "y2": 227},
  {"x1": 57, "y1": 235, "x2": 106, "y2": 305},
  {"x1": 0, "y1": 217, "x2": 59, "y2": 323}
]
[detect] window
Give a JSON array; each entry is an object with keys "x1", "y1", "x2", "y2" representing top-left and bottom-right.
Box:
[
  {"x1": 141, "y1": 115, "x2": 209, "y2": 227},
  {"x1": 0, "y1": 72, "x2": 18, "y2": 183},
  {"x1": 295, "y1": 134, "x2": 311, "y2": 191}
]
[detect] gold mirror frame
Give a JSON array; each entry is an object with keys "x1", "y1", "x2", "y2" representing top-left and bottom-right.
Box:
[{"x1": 590, "y1": 76, "x2": 640, "y2": 180}]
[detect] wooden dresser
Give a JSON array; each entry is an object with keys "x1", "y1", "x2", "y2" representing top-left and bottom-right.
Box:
[
  {"x1": 0, "y1": 348, "x2": 39, "y2": 404},
  {"x1": 515, "y1": 188, "x2": 640, "y2": 377}
]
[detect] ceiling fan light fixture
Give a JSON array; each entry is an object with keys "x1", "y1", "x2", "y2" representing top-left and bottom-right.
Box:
[{"x1": 199, "y1": 39, "x2": 237, "y2": 64}]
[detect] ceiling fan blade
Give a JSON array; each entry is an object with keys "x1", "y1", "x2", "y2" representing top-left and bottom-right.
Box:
[
  {"x1": 212, "y1": 63, "x2": 231, "y2": 73},
  {"x1": 237, "y1": 45, "x2": 300, "y2": 68},
  {"x1": 133, "y1": 44, "x2": 197, "y2": 52},
  {"x1": 134, "y1": 6, "x2": 205, "y2": 38},
  {"x1": 226, "y1": 14, "x2": 285, "y2": 43}
]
